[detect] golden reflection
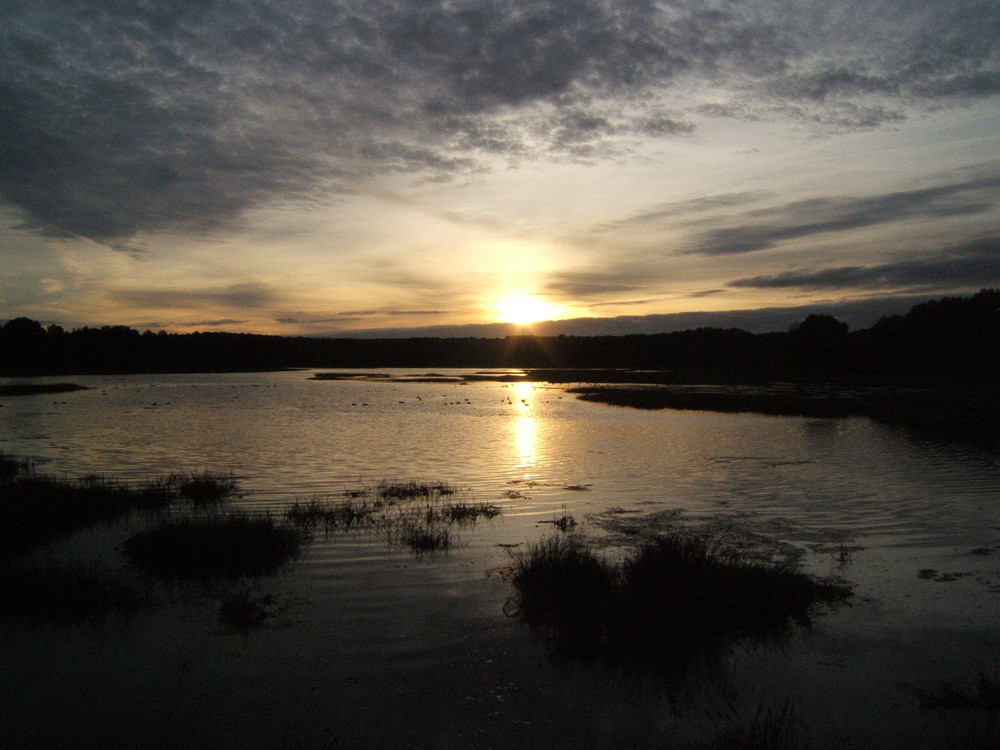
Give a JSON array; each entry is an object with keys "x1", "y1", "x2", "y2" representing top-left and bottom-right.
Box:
[
  {"x1": 511, "y1": 381, "x2": 538, "y2": 467},
  {"x1": 512, "y1": 381, "x2": 533, "y2": 404},
  {"x1": 515, "y1": 412, "x2": 537, "y2": 467}
]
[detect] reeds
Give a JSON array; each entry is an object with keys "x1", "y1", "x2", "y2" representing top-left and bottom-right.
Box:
[
  {"x1": 0, "y1": 460, "x2": 240, "y2": 559},
  {"x1": 174, "y1": 471, "x2": 240, "y2": 505},
  {"x1": 0, "y1": 473, "x2": 175, "y2": 559},
  {"x1": 507, "y1": 534, "x2": 851, "y2": 669},
  {"x1": 0, "y1": 451, "x2": 34, "y2": 481},
  {"x1": 284, "y1": 481, "x2": 501, "y2": 554},
  {"x1": 216, "y1": 590, "x2": 281, "y2": 633},
  {"x1": 121, "y1": 513, "x2": 308, "y2": 579}
]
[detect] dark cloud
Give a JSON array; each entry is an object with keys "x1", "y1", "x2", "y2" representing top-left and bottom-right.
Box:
[
  {"x1": 112, "y1": 282, "x2": 279, "y2": 309},
  {"x1": 275, "y1": 309, "x2": 451, "y2": 327},
  {"x1": 590, "y1": 191, "x2": 771, "y2": 235},
  {"x1": 327, "y1": 295, "x2": 938, "y2": 337},
  {"x1": 690, "y1": 176, "x2": 1000, "y2": 255},
  {"x1": 544, "y1": 266, "x2": 654, "y2": 298},
  {"x1": 729, "y1": 236, "x2": 1000, "y2": 292},
  {"x1": 2, "y1": 0, "x2": 998, "y2": 244}
]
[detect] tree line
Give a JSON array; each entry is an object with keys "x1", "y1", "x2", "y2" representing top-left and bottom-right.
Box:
[{"x1": 2, "y1": 290, "x2": 998, "y2": 382}]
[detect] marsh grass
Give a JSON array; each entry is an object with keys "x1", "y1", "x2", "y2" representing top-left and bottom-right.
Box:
[
  {"x1": 0, "y1": 563, "x2": 141, "y2": 622},
  {"x1": 398, "y1": 524, "x2": 451, "y2": 553},
  {"x1": 285, "y1": 481, "x2": 500, "y2": 554},
  {"x1": 216, "y1": 589, "x2": 286, "y2": 633},
  {"x1": 122, "y1": 513, "x2": 308, "y2": 579},
  {"x1": 174, "y1": 471, "x2": 240, "y2": 505},
  {"x1": 375, "y1": 479, "x2": 456, "y2": 501},
  {"x1": 0, "y1": 472, "x2": 176, "y2": 559},
  {"x1": 0, "y1": 456, "x2": 243, "y2": 559},
  {"x1": 286, "y1": 497, "x2": 378, "y2": 528},
  {"x1": 441, "y1": 501, "x2": 502, "y2": 523},
  {"x1": 507, "y1": 534, "x2": 850, "y2": 671},
  {"x1": 0, "y1": 451, "x2": 34, "y2": 481}
]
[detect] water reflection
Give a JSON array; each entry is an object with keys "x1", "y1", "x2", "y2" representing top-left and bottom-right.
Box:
[
  {"x1": 513, "y1": 382, "x2": 538, "y2": 468},
  {"x1": 515, "y1": 413, "x2": 537, "y2": 468}
]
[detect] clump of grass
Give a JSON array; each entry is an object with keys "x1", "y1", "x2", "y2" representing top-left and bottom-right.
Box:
[
  {"x1": 375, "y1": 480, "x2": 455, "y2": 501},
  {"x1": 174, "y1": 471, "x2": 240, "y2": 505},
  {"x1": 398, "y1": 524, "x2": 451, "y2": 553},
  {"x1": 285, "y1": 497, "x2": 377, "y2": 529},
  {"x1": 217, "y1": 590, "x2": 279, "y2": 633},
  {"x1": 0, "y1": 451, "x2": 34, "y2": 482},
  {"x1": 285, "y1": 483, "x2": 501, "y2": 555},
  {"x1": 917, "y1": 672, "x2": 1000, "y2": 712},
  {"x1": 0, "y1": 473, "x2": 176, "y2": 559},
  {"x1": 441, "y1": 502, "x2": 502, "y2": 523},
  {"x1": 507, "y1": 534, "x2": 851, "y2": 668},
  {"x1": 506, "y1": 535, "x2": 619, "y2": 659},
  {"x1": 0, "y1": 563, "x2": 141, "y2": 622},
  {"x1": 122, "y1": 513, "x2": 308, "y2": 579}
]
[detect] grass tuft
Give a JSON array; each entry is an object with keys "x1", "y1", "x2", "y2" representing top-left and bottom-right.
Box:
[
  {"x1": 285, "y1": 481, "x2": 500, "y2": 554},
  {"x1": 441, "y1": 502, "x2": 502, "y2": 523},
  {"x1": 174, "y1": 471, "x2": 240, "y2": 505},
  {"x1": 122, "y1": 513, "x2": 308, "y2": 579},
  {"x1": 375, "y1": 480, "x2": 456, "y2": 501},
  {"x1": 507, "y1": 533, "x2": 851, "y2": 669},
  {"x1": 0, "y1": 451, "x2": 34, "y2": 482},
  {"x1": 286, "y1": 497, "x2": 377, "y2": 529},
  {"x1": 399, "y1": 524, "x2": 451, "y2": 553},
  {"x1": 217, "y1": 590, "x2": 277, "y2": 633}
]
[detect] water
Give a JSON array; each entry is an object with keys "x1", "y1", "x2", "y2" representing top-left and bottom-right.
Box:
[{"x1": 2, "y1": 370, "x2": 999, "y2": 748}]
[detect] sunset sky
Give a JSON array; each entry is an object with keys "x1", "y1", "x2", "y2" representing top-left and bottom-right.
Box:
[{"x1": 2, "y1": 0, "x2": 998, "y2": 336}]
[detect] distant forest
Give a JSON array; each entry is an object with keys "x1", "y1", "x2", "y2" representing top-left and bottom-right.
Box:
[{"x1": 2, "y1": 290, "x2": 998, "y2": 382}]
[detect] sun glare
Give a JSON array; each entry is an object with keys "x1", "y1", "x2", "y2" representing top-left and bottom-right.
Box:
[{"x1": 495, "y1": 295, "x2": 560, "y2": 326}]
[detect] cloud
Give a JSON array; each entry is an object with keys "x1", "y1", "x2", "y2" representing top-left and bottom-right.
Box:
[
  {"x1": 112, "y1": 282, "x2": 280, "y2": 310},
  {"x1": 690, "y1": 176, "x2": 1000, "y2": 255},
  {"x1": 729, "y1": 236, "x2": 1000, "y2": 291},
  {"x1": 544, "y1": 265, "x2": 657, "y2": 299},
  {"x1": 590, "y1": 191, "x2": 770, "y2": 235},
  {"x1": 2, "y1": 0, "x2": 998, "y2": 246},
  {"x1": 327, "y1": 295, "x2": 940, "y2": 337}
]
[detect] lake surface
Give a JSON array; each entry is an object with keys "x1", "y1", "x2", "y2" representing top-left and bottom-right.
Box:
[{"x1": 2, "y1": 370, "x2": 999, "y2": 749}]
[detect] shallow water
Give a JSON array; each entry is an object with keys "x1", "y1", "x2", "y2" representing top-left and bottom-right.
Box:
[{"x1": 2, "y1": 370, "x2": 999, "y2": 748}]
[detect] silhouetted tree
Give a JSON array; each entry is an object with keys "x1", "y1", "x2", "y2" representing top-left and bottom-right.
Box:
[{"x1": 788, "y1": 314, "x2": 850, "y2": 374}]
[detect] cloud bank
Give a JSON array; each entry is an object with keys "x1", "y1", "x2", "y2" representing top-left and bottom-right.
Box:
[{"x1": 2, "y1": 0, "x2": 998, "y2": 246}]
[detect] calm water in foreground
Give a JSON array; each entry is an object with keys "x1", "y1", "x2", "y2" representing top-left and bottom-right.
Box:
[{"x1": 2, "y1": 370, "x2": 999, "y2": 749}]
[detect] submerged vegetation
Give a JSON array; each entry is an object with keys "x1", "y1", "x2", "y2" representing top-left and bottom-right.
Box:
[
  {"x1": 174, "y1": 471, "x2": 241, "y2": 505},
  {"x1": 0, "y1": 459, "x2": 241, "y2": 560},
  {"x1": 0, "y1": 472, "x2": 175, "y2": 559},
  {"x1": 285, "y1": 480, "x2": 501, "y2": 553},
  {"x1": 507, "y1": 534, "x2": 851, "y2": 672},
  {"x1": 0, "y1": 563, "x2": 141, "y2": 622},
  {"x1": 122, "y1": 513, "x2": 308, "y2": 579}
]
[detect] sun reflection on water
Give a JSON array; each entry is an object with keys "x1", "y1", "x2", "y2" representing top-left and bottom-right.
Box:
[
  {"x1": 512, "y1": 382, "x2": 537, "y2": 468},
  {"x1": 515, "y1": 413, "x2": 537, "y2": 467}
]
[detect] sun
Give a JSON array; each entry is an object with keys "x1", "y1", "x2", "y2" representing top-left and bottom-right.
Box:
[{"x1": 495, "y1": 295, "x2": 560, "y2": 326}]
